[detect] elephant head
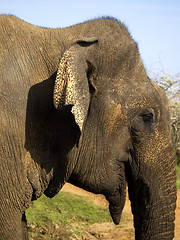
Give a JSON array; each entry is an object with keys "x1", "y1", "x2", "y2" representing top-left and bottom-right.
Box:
[{"x1": 52, "y1": 19, "x2": 176, "y2": 239}]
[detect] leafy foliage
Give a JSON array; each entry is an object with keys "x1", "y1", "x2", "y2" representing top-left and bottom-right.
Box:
[
  {"x1": 155, "y1": 75, "x2": 178, "y2": 93},
  {"x1": 153, "y1": 74, "x2": 180, "y2": 164}
]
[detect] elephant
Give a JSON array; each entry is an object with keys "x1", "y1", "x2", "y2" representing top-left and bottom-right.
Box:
[{"x1": 0, "y1": 14, "x2": 176, "y2": 239}]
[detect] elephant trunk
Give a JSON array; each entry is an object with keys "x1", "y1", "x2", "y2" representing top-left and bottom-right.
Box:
[{"x1": 126, "y1": 140, "x2": 177, "y2": 239}]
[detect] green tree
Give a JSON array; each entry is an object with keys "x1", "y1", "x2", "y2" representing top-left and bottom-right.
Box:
[{"x1": 153, "y1": 74, "x2": 180, "y2": 164}]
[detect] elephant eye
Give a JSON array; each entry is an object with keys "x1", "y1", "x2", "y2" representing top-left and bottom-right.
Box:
[
  {"x1": 131, "y1": 109, "x2": 155, "y2": 135},
  {"x1": 141, "y1": 112, "x2": 154, "y2": 122}
]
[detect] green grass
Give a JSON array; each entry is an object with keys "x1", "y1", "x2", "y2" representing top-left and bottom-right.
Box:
[
  {"x1": 26, "y1": 192, "x2": 111, "y2": 226},
  {"x1": 26, "y1": 191, "x2": 112, "y2": 238},
  {"x1": 177, "y1": 164, "x2": 180, "y2": 189}
]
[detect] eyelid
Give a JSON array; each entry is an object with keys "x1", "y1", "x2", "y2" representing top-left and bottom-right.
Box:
[{"x1": 141, "y1": 113, "x2": 154, "y2": 122}]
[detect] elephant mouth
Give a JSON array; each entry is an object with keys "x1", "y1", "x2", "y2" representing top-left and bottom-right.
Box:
[
  {"x1": 107, "y1": 192, "x2": 126, "y2": 225},
  {"x1": 105, "y1": 165, "x2": 127, "y2": 225}
]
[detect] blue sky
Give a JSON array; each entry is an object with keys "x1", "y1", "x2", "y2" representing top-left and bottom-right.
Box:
[{"x1": 1, "y1": 0, "x2": 180, "y2": 77}]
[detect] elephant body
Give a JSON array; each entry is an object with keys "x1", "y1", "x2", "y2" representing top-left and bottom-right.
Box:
[{"x1": 0, "y1": 15, "x2": 176, "y2": 239}]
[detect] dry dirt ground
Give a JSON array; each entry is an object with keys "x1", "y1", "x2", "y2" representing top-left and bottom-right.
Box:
[{"x1": 61, "y1": 183, "x2": 180, "y2": 240}]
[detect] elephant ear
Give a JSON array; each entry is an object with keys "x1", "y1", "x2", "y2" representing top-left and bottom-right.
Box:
[{"x1": 53, "y1": 38, "x2": 98, "y2": 131}]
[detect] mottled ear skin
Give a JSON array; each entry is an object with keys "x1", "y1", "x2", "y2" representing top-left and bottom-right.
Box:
[{"x1": 53, "y1": 38, "x2": 98, "y2": 132}]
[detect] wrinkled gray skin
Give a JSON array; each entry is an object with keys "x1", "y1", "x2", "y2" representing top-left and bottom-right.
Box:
[{"x1": 0, "y1": 15, "x2": 176, "y2": 239}]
